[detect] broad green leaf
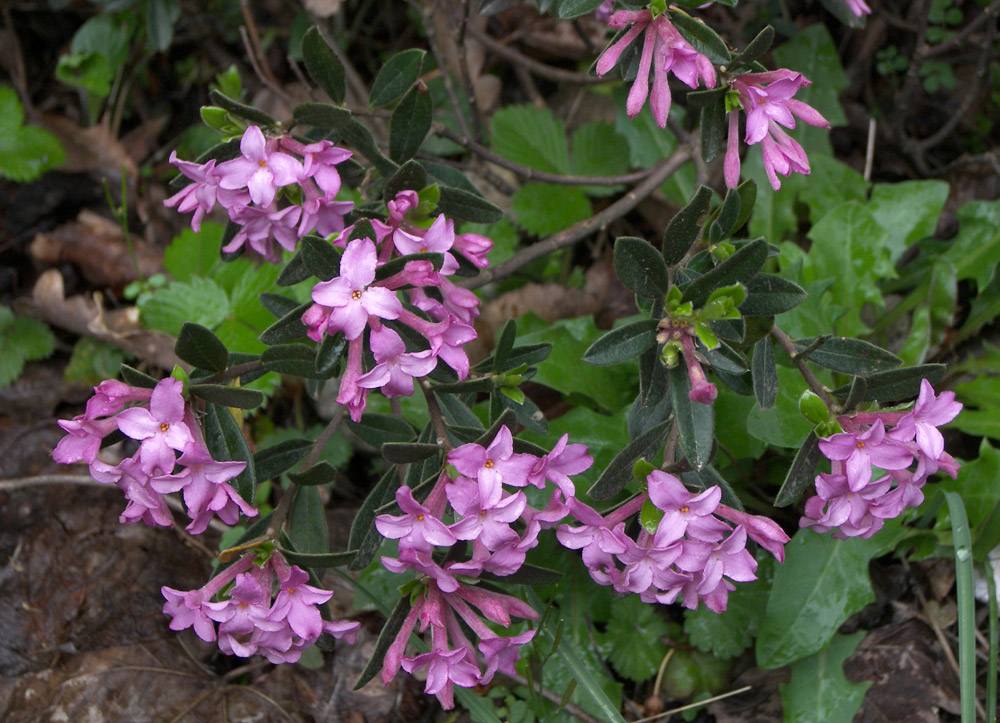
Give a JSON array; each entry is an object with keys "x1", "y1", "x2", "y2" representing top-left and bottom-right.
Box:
[
  {"x1": 944, "y1": 199, "x2": 1000, "y2": 290},
  {"x1": 613, "y1": 86, "x2": 679, "y2": 169},
  {"x1": 383, "y1": 160, "x2": 428, "y2": 200},
  {"x1": 797, "y1": 154, "x2": 868, "y2": 224},
  {"x1": 685, "y1": 556, "x2": 774, "y2": 658},
  {"x1": 614, "y1": 236, "x2": 670, "y2": 300},
  {"x1": 139, "y1": 277, "x2": 230, "y2": 337},
  {"x1": 757, "y1": 526, "x2": 903, "y2": 668},
  {"x1": 713, "y1": 386, "x2": 766, "y2": 460},
  {"x1": 490, "y1": 105, "x2": 570, "y2": 174},
  {"x1": 510, "y1": 183, "x2": 590, "y2": 236},
  {"x1": 301, "y1": 26, "x2": 346, "y2": 104},
  {"x1": 601, "y1": 596, "x2": 670, "y2": 682},
  {"x1": 0, "y1": 88, "x2": 65, "y2": 182},
  {"x1": 259, "y1": 302, "x2": 311, "y2": 345},
  {"x1": 747, "y1": 366, "x2": 813, "y2": 448},
  {"x1": 301, "y1": 235, "x2": 342, "y2": 281},
  {"x1": 293, "y1": 101, "x2": 351, "y2": 129},
  {"x1": 781, "y1": 632, "x2": 871, "y2": 723},
  {"x1": 868, "y1": 180, "x2": 949, "y2": 265},
  {"x1": 369, "y1": 49, "x2": 425, "y2": 107},
  {"x1": 146, "y1": 0, "x2": 181, "y2": 52},
  {"x1": 63, "y1": 337, "x2": 129, "y2": 385},
  {"x1": 938, "y1": 438, "x2": 1000, "y2": 528},
  {"x1": 558, "y1": 0, "x2": 604, "y2": 18},
  {"x1": 175, "y1": 322, "x2": 229, "y2": 372},
  {"x1": 830, "y1": 363, "x2": 945, "y2": 403},
  {"x1": 389, "y1": 85, "x2": 431, "y2": 162},
  {"x1": 569, "y1": 121, "x2": 631, "y2": 195},
  {"x1": 287, "y1": 461, "x2": 337, "y2": 486},
  {"x1": 162, "y1": 222, "x2": 224, "y2": 281},
  {"x1": 261, "y1": 344, "x2": 330, "y2": 379}
]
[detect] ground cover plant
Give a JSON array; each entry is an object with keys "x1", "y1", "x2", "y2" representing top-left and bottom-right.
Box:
[{"x1": 3, "y1": 0, "x2": 1000, "y2": 720}]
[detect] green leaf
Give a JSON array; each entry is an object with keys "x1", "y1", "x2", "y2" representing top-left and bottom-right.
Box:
[
  {"x1": 629, "y1": 347, "x2": 672, "y2": 438},
  {"x1": 830, "y1": 363, "x2": 946, "y2": 404},
  {"x1": 511, "y1": 183, "x2": 590, "y2": 236},
  {"x1": 668, "y1": 364, "x2": 714, "y2": 470},
  {"x1": 602, "y1": 596, "x2": 670, "y2": 682},
  {"x1": 522, "y1": 406, "x2": 630, "y2": 490},
  {"x1": 389, "y1": 85, "x2": 432, "y2": 163},
  {"x1": 781, "y1": 632, "x2": 871, "y2": 723},
  {"x1": 189, "y1": 384, "x2": 264, "y2": 409},
  {"x1": 868, "y1": 180, "x2": 949, "y2": 266},
  {"x1": 0, "y1": 88, "x2": 65, "y2": 182},
  {"x1": 709, "y1": 186, "x2": 743, "y2": 243},
  {"x1": 301, "y1": 26, "x2": 346, "y2": 104},
  {"x1": 203, "y1": 404, "x2": 256, "y2": 506},
  {"x1": 63, "y1": 337, "x2": 129, "y2": 385},
  {"x1": 354, "y1": 595, "x2": 411, "y2": 689},
  {"x1": 139, "y1": 277, "x2": 230, "y2": 337},
  {"x1": 614, "y1": 236, "x2": 670, "y2": 299},
  {"x1": 146, "y1": 0, "x2": 180, "y2": 52},
  {"x1": 253, "y1": 438, "x2": 313, "y2": 481},
  {"x1": 278, "y1": 548, "x2": 356, "y2": 569},
  {"x1": 56, "y1": 50, "x2": 112, "y2": 97},
  {"x1": 558, "y1": 0, "x2": 605, "y2": 18},
  {"x1": 681, "y1": 238, "x2": 769, "y2": 308},
  {"x1": 686, "y1": 556, "x2": 774, "y2": 659},
  {"x1": 569, "y1": 122, "x2": 631, "y2": 195},
  {"x1": 384, "y1": 160, "x2": 428, "y2": 200},
  {"x1": 774, "y1": 432, "x2": 823, "y2": 507},
  {"x1": 120, "y1": 364, "x2": 158, "y2": 389},
  {"x1": 289, "y1": 485, "x2": 329, "y2": 556},
  {"x1": 795, "y1": 337, "x2": 902, "y2": 376},
  {"x1": 348, "y1": 468, "x2": 398, "y2": 570},
  {"x1": 751, "y1": 337, "x2": 777, "y2": 410},
  {"x1": 481, "y1": 563, "x2": 563, "y2": 586},
  {"x1": 175, "y1": 322, "x2": 229, "y2": 372},
  {"x1": 757, "y1": 527, "x2": 901, "y2": 668},
  {"x1": 301, "y1": 235, "x2": 342, "y2": 281},
  {"x1": 293, "y1": 101, "x2": 351, "y2": 129},
  {"x1": 347, "y1": 413, "x2": 417, "y2": 447},
  {"x1": 261, "y1": 344, "x2": 332, "y2": 379},
  {"x1": 741, "y1": 273, "x2": 807, "y2": 316},
  {"x1": 490, "y1": 104, "x2": 570, "y2": 174},
  {"x1": 667, "y1": 10, "x2": 731, "y2": 64},
  {"x1": 381, "y1": 442, "x2": 440, "y2": 463},
  {"x1": 208, "y1": 88, "x2": 276, "y2": 127},
  {"x1": 287, "y1": 461, "x2": 338, "y2": 486},
  {"x1": 259, "y1": 302, "x2": 312, "y2": 345},
  {"x1": 582, "y1": 318, "x2": 658, "y2": 367},
  {"x1": 316, "y1": 332, "x2": 346, "y2": 376},
  {"x1": 437, "y1": 185, "x2": 504, "y2": 223},
  {"x1": 162, "y1": 222, "x2": 224, "y2": 281},
  {"x1": 338, "y1": 118, "x2": 399, "y2": 176},
  {"x1": 944, "y1": 199, "x2": 1000, "y2": 291},
  {"x1": 663, "y1": 186, "x2": 712, "y2": 265},
  {"x1": 938, "y1": 438, "x2": 1000, "y2": 529},
  {"x1": 369, "y1": 49, "x2": 426, "y2": 107},
  {"x1": 747, "y1": 365, "x2": 813, "y2": 448},
  {"x1": 731, "y1": 25, "x2": 775, "y2": 70},
  {"x1": 698, "y1": 89, "x2": 728, "y2": 163},
  {"x1": 588, "y1": 420, "x2": 670, "y2": 500},
  {"x1": 772, "y1": 24, "x2": 848, "y2": 144}
]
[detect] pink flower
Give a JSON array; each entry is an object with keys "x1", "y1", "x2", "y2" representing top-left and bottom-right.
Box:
[
  {"x1": 888, "y1": 379, "x2": 962, "y2": 463},
  {"x1": 356, "y1": 326, "x2": 437, "y2": 398},
  {"x1": 446, "y1": 426, "x2": 537, "y2": 488},
  {"x1": 375, "y1": 486, "x2": 458, "y2": 552},
  {"x1": 844, "y1": 0, "x2": 871, "y2": 17},
  {"x1": 216, "y1": 126, "x2": 304, "y2": 207},
  {"x1": 222, "y1": 203, "x2": 302, "y2": 262},
  {"x1": 819, "y1": 420, "x2": 913, "y2": 492},
  {"x1": 163, "y1": 152, "x2": 221, "y2": 232},
  {"x1": 116, "y1": 377, "x2": 195, "y2": 475},
  {"x1": 526, "y1": 433, "x2": 593, "y2": 496}
]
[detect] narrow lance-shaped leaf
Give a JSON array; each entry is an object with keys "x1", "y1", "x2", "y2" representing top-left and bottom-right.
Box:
[
  {"x1": 774, "y1": 431, "x2": 822, "y2": 507},
  {"x1": 681, "y1": 464, "x2": 742, "y2": 510},
  {"x1": 288, "y1": 462, "x2": 338, "y2": 486},
  {"x1": 436, "y1": 185, "x2": 504, "y2": 223},
  {"x1": 381, "y1": 442, "x2": 441, "y2": 464},
  {"x1": 277, "y1": 548, "x2": 358, "y2": 569},
  {"x1": 369, "y1": 49, "x2": 426, "y2": 107},
  {"x1": 740, "y1": 274, "x2": 808, "y2": 316},
  {"x1": 709, "y1": 186, "x2": 743, "y2": 243},
  {"x1": 354, "y1": 596, "x2": 412, "y2": 689},
  {"x1": 262, "y1": 344, "x2": 331, "y2": 380},
  {"x1": 339, "y1": 118, "x2": 399, "y2": 177},
  {"x1": 667, "y1": 10, "x2": 732, "y2": 64},
  {"x1": 259, "y1": 302, "x2": 311, "y2": 345},
  {"x1": 389, "y1": 85, "x2": 432, "y2": 163},
  {"x1": 175, "y1": 322, "x2": 228, "y2": 372},
  {"x1": 583, "y1": 318, "x2": 659, "y2": 366},
  {"x1": 588, "y1": 420, "x2": 670, "y2": 500},
  {"x1": 293, "y1": 101, "x2": 351, "y2": 130},
  {"x1": 301, "y1": 26, "x2": 346, "y2": 104},
  {"x1": 492, "y1": 319, "x2": 518, "y2": 372},
  {"x1": 207, "y1": 88, "x2": 276, "y2": 127},
  {"x1": 614, "y1": 236, "x2": 671, "y2": 299},
  {"x1": 831, "y1": 363, "x2": 946, "y2": 402},
  {"x1": 558, "y1": 0, "x2": 605, "y2": 19},
  {"x1": 316, "y1": 332, "x2": 346, "y2": 376},
  {"x1": 731, "y1": 25, "x2": 775, "y2": 70},
  {"x1": 301, "y1": 235, "x2": 342, "y2": 281},
  {"x1": 204, "y1": 403, "x2": 256, "y2": 506},
  {"x1": 699, "y1": 89, "x2": 728, "y2": 163},
  {"x1": 629, "y1": 347, "x2": 672, "y2": 438},
  {"x1": 347, "y1": 413, "x2": 417, "y2": 447},
  {"x1": 668, "y1": 364, "x2": 714, "y2": 470},
  {"x1": 276, "y1": 250, "x2": 312, "y2": 287},
  {"x1": 189, "y1": 384, "x2": 264, "y2": 409},
  {"x1": 664, "y1": 186, "x2": 713, "y2": 265},
  {"x1": 289, "y1": 485, "x2": 328, "y2": 554},
  {"x1": 794, "y1": 337, "x2": 902, "y2": 376},
  {"x1": 253, "y1": 438, "x2": 313, "y2": 481},
  {"x1": 752, "y1": 337, "x2": 778, "y2": 410},
  {"x1": 120, "y1": 363, "x2": 157, "y2": 388},
  {"x1": 348, "y1": 467, "x2": 399, "y2": 571}
]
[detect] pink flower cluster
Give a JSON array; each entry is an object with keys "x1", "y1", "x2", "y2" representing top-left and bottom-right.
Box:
[
  {"x1": 52, "y1": 377, "x2": 256, "y2": 533},
  {"x1": 374, "y1": 426, "x2": 592, "y2": 709},
  {"x1": 162, "y1": 551, "x2": 360, "y2": 664},
  {"x1": 165, "y1": 125, "x2": 354, "y2": 262},
  {"x1": 802, "y1": 379, "x2": 962, "y2": 539},
  {"x1": 558, "y1": 470, "x2": 789, "y2": 613},
  {"x1": 301, "y1": 189, "x2": 491, "y2": 421},
  {"x1": 724, "y1": 70, "x2": 830, "y2": 191},
  {"x1": 595, "y1": 9, "x2": 716, "y2": 128}
]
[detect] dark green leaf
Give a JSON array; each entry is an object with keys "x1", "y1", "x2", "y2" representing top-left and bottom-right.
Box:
[
  {"x1": 301, "y1": 235, "x2": 342, "y2": 281},
  {"x1": 558, "y1": 0, "x2": 604, "y2": 18},
  {"x1": 664, "y1": 186, "x2": 713, "y2": 265},
  {"x1": 354, "y1": 596, "x2": 411, "y2": 689},
  {"x1": 741, "y1": 274, "x2": 808, "y2": 316},
  {"x1": 681, "y1": 238, "x2": 768, "y2": 308},
  {"x1": 629, "y1": 348, "x2": 672, "y2": 438},
  {"x1": 428, "y1": 377, "x2": 496, "y2": 394},
  {"x1": 208, "y1": 88, "x2": 276, "y2": 126},
  {"x1": 293, "y1": 101, "x2": 351, "y2": 129},
  {"x1": 795, "y1": 337, "x2": 902, "y2": 376},
  {"x1": 384, "y1": 160, "x2": 428, "y2": 200},
  {"x1": 146, "y1": 0, "x2": 179, "y2": 52},
  {"x1": 752, "y1": 337, "x2": 777, "y2": 410},
  {"x1": 204, "y1": 404, "x2": 256, "y2": 505},
  {"x1": 347, "y1": 413, "x2": 417, "y2": 447},
  {"x1": 493, "y1": 319, "x2": 517, "y2": 373},
  {"x1": 189, "y1": 384, "x2": 264, "y2": 409},
  {"x1": 260, "y1": 292, "x2": 301, "y2": 318},
  {"x1": 288, "y1": 461, "x2": 338, "y2": 486},
  {"x1": 668, "y1": 11, "x2": 732, "y2": 64},
  {"x1": 843, "y1": 375, "x2": 868, "y2": 411},
  {"x1": 339, "y1": 118, "x2": 399, "y2": 176},
  {"x1": 669, "y1": 364, "x2": 714, "y2": 470},
  {"x1": 481, "y1": 564, "x2": 563, "y2": 585},
  {"x1": 389, "y1": 85, "x2": 432, "y2": 163},
  {"x1": 381, "y1": 442, "x2": 440, "y2": 463},
  {"x1": 699, "y1": 90, "x2": 727, "y2": 163},
  {"x1": 587, "y1": 420, "x2": 670, "y2": 500},
  {"x1": 703, "y1": 342, "x2": 748, "y2": 374},
  {"x1": 582, "y1": 318, "x2": 659, "y2": 366},
  {"x1": 175, "y1": 322, "x2": 229, "y2": 372},
  {"x1": 369, "y1": 48, "x2": 426, "y2": 107},
  {"x1": 278, "y1": 548, "x2": 357, "y2": 568},
  {"x1": 774, "y1": 432, "x2": 821, "y2": 507},
  {"x1": 316, "y1": 332, "x2": 346, "y2": 375},
  {"x1": 476, "y1": 409, "x2": 519, "y2": 448},
  {"x1": 437, "y1": 185, "x2": 504, "y2": 223},
  {"x1": 346, "y1": 219, "x2": 377, "y2": 243},
  {"x1": 120, "y1": 363, "x2": 157, "y2": 389},
  {"x1": 262, "y1": 344, "x2": 331, "y2": 379},
  {"x1": 373, "y1": 251, "x2": 444, "y2": 283},
  {"x1": 276, "y1": 250, "x2": 312, "y2": 287},
  {"x1": 614, "y1": 236, "x2": 671, "y2": 299},
  {"x1": 709, "y1": 187, "x2": 742, "y2": 243},
  {"x1": 259, "y1": 302, "x2": 311, "y2": 345},
  {"x1": 348, "y1": 467, "x2": 398, "y2": 570},
  {"x1": 496, "y1": 389, "x2": 547, "y2": 434},
  {"x1": 301, "y1": 27, "x2": 346, "y2": 104},
  {"x1": 475, "y1": 342, "x2": 553, "y2": 374},
  {"x1": 733, "y1": 179, "x2": 758, "y2": 233},
  {"x1": 253, "y1": 438, "x2": 312, "y2": 481},
  {"x1": 731, "y1": 26, "x2": 775, "y2": 70},
  {"x1": 681, "y1": 464, "x2": 742, "y2": 510},
  {"x1": 831, "y1": 364, "x2": 946, "y2": 403},
  {"x1": 289, "y1": 486, "x2": 328, "y2": 554}
]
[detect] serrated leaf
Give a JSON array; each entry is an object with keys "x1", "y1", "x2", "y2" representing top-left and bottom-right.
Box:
[
  {"x1": 741, "y1": 274, "x2": 807, "y2": 316},
  {"x1": 301, "y1": 26, "x2": 346, "y2": 104},
  {"x1": 681, "y1": 238, "x2": 768, "y2": 308},
  {"x1": 162, "y1": 222, "x2": 224, "y2": 281},
  {"x1": 582, "y1": 318, "x2": 658, "y2": 367},
  {"x1": 795, "y1": 337, "x2": 901, "y2": 376},
  {"x1": 253, "y1": 438, "x2": 313, "y2": 481},
  {"x1": 4, "y1": 316, "x2": 56, "y2": 362},
  {"x1": 569, "y1": 121, "x2": 631, "y2": 194},
  {"x1": 369, "y1": 49, "x2": 426, "y2": 107},
  {"x1": 752, "y1": 337, "x2": 777, "y2": 410},
  {"x1": 437, "y1": 185, "x2": 504, "y2": 223},
  {"x1": 175, "y1": 322, "x2": 229, "y2": 372},
  {"x1": 490, "y1": 104, "x2": 570, "y2": 174},
  {"x1": 668, "y1": 364, "x2": 714, "y2": 470},
  {"x1": 189, "y1": 384, "x2": 264, "y2": 409},
  {"x1": 139, "y1": 277, "x2": 230, "y2": 337},
  {"x1": 614, "y1": 236, "x2": 670, "y2": 299},
  {"x1": 511, "y1": 183, "x2": 590, "y2": 236},
  {"x1": 603, "y1": 596, "x2": 670, "y2": 682},
  {"x1": 588, "y1": 421, "x2": 670, "y2": 500},
  {"x1": 203, "y1": 404, "x2": 256, "y2": 506},
  {"x1": 389, "y1": 85, "x2": 432, "y2": 163},
  {"x1": 0, "y1": 87, "x2": 65, "y2": 182},
  {"x1": 664, "y1": 186, "x2": 713, "y2": 265}
]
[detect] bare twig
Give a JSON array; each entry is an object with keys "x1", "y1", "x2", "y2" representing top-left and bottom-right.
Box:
[
  {"x1": 770, "y1": 326, "x2": 836, "y2": 410},
  {"x1": 464, "y1": 146, "x2": 692, "y2": 289},
  {"x1": 924, "y1": 0, "x2": 1000, "y2": 57},
  {"x1": 420, "y1": 380, "x2": 453, "y2": 452},
  {"x1": 410, "y1": 0, "x2": 474, "y2": 140}
]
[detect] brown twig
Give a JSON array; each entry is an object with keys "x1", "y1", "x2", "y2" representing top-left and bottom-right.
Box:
[
  {"x1": 410, "y1": 0, "x2": 474, "y2": 140},
  {"x1": 467, "y1": 25, "x2": 610, "y2": 86},
  {"x1": 420, "y1": 380, "x2": 453, "y2": 452},
  {"x1": 454, "y1": 0, "x2": 485, "y2": 142},
  {"x1": 464, "y1": 146, "x2": 692, "y2": 289},
  {"x1": 770, "y1": 326, "x2": 836, "y2": 410},
  {"x1": 197, "y1": 360, "x2": 265, "y2": 386}
]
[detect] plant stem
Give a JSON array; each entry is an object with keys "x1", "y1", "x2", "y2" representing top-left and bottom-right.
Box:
[
  {"x1": 770, "y1": 325, "x2": 836, "y2": 410},
  {"x1": 944, "y1": 491, "x2": 977, "y2": 723}
]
